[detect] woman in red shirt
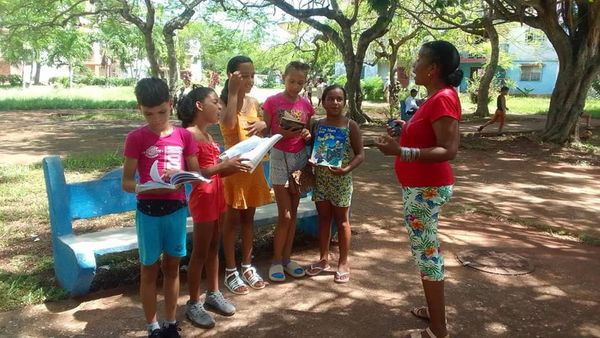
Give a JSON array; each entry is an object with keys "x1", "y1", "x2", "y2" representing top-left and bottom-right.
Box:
[{"x1": 376, "y1": 40, "x2": 463, "y2": 338}]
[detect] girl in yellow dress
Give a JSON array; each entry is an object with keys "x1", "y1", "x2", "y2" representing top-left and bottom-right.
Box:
[{"x1": 219, "y1": 56, "x2": 272, "y2": 295}]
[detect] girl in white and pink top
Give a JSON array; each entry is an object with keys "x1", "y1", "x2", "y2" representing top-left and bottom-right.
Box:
[{"x1": 263, "y1": 61, "x2": 315, "y2": 282}]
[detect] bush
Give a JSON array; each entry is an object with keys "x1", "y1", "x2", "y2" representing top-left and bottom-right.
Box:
[
  {"x1": 361, "y1": 76, "x2": 384, "y2": 102},
  {"x1": 7, "y1": 75, "x2": 22, "y2": 87},
  {"x1": 48, "y1": 76, "x2": 136, "y2": 87},
  {"x1": 331, "y1": 74, "x2": 347, "y2": 86},
  {"x1": 591, "y1": 78, "x2": 600, "y2": 98},
  {"x1": 0, "y1": 75, "x2": 7, "y2": 85}
]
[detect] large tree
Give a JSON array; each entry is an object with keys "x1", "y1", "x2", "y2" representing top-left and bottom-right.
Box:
[
  {"x1": 261, "y1": 0, "x2": 398, "y2": 124},
  {"x1": 402, "y1": 1, "x2": 502, "y2": 117},
  {"x1": 486, "y1": 0, "x2": 600, "y2": 143}
]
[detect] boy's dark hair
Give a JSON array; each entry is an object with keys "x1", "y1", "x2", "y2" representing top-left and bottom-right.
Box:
[
  {"x1": 220, "y1": 55, "x2": 253, "y2": 105},
  {"x1": 321, "y1": 84, "x2": 347, "y2": 103},
  {"x1": 501, "y1": 86, "x2": 510, "y2": 92},
  {"x1": 284, "y1": 61, "x2": 310, "y2": 77},
  {"x1": 410, "y1": 89, "x2": 418, "y2": 94},
  {"x1": 422, "y1": 40, "x2": 464, "y2": 88},
  {"x1": 135, "y1": 77, "x2": 170, "y2": 107},
  {"x1": 177, "y1": 86, "x2": 216, "y2": 128}
]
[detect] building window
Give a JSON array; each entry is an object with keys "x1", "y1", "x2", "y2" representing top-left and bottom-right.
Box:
[
  {"x1": 499, "y1": 43, "x2": 509, "y2": 52},
  {"x1": 520, "y1": 64, "x2": 543, "y2": 81},
  {"x1": 526, "y1": 29, "x2": 545, "y2": 44}
]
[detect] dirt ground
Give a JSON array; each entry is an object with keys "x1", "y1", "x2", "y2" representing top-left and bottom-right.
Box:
[{"x1": 0, "y1": 111, "x2": 599, "y2": 337}]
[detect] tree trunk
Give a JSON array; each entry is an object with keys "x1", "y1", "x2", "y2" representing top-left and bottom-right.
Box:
[
  {"x1": 21, "y1": 61, "x2": 26, "y2": 89},
  {"x1": 344, "y1": 57, "x2": 372, "y2": 124},
  {"x1": 541, "y1": 60, "x2": 599, "y2": 144},
  {"x1": 143, "y1": 31, "x2": 160, "y2": 77},
  {"x1": 33, "y1": 61, "x2": 42, "y2": 85},
  {"x1": 68, "y1": 62, "x2": 73, "y2": 89},
  {"x1": 474, "y1": 20, "x2": 499, "y2": 117},
  {"x1": 387, "y1": 43, "x2": 401, "y2": 117},
  {"x1": 163, "y1": 31, "x2": 178, "y2": 99}
]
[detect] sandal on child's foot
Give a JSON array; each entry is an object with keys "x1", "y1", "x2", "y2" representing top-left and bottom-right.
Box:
[
  {"x1": 269, "y1": 264, "x2": 285, "y2": 282},
  {"x1": 410, "y1": 306, "x2": 430, "y2": 321},
  {"x1": 241, "y1": 264, "x2": 266, "y2": 289},
  {"x1": 405, "y1": 327, "x2": 449, "y2": 338},
  {"x1": 284, "y1": 261, "x2": 305, "y2": 278},
  {"x1": 334, "y1": 271, "x2": 350, "y2": 283},
  {"x1": 305, "y1": 259, "x2": 330, "y2": 276},
  {"x1": 224, "y1": 269, "x2": 249, "y2": 295}
]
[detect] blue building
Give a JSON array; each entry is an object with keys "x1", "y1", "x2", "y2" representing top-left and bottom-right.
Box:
[{"x1": 460, "y1": 25, "x2": 559, "y2": 95}]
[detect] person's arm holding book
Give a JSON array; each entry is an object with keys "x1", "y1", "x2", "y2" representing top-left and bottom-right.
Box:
[
  {"x1": 329, "y1": 120, "x2": 364, "y2": 175},
  {"x1": 201, "y1": 155, "x2": 252, "y2": 177}
]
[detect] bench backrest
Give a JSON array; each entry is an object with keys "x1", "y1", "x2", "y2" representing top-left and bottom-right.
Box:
[{"x1": 43, "y1": 156, "x2": 136, "y2": 237}]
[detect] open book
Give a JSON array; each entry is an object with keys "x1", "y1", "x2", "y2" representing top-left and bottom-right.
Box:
[
  {"x1": 280, "y1": 113, "x2": 305, "y2": 130},
  {"x1": 309, "y1": 125, "x2": 348, "y2": 168},
  {"x1": 136, "y1": 160, "x2": 212, "y2": 193},
  {"x1": 219, "y1": 134, "x2": 283, "y2": 173}
]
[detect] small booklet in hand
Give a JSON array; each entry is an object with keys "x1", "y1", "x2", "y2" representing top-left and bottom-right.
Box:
[
  {"x1": 279, "y1": 113, "x2": 305, "y2": 131},
  {"x1": 309, "y1": 125, "x2": 348, "y2": 168},
  {"x1": 219, "y1": 134, "x2": 283, "y2": 173},
  {"x1": 136, "y1": 160, "x2": 211, "y2": 193}
]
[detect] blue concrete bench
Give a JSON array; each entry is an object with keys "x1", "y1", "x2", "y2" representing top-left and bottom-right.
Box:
[{"x1": 42, "y1": 155, "x2": 317, "y2": 296}]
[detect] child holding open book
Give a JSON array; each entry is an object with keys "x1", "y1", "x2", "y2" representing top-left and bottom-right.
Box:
[
  {"x1": 305, "y1": 84, "x2": 364, "y2": 283},
  {"x1": 122, "y1": 78, "x2": 200, "y2": 338},
  {"x1": 177, "y1": 86, "x2": 251, "y2": 329},
  {"x1": 219, "y1": 55, "x2": 272, "y2": 295},
  {"x1": 262, "y1": 61, "x2": 315, "y2": 282}
]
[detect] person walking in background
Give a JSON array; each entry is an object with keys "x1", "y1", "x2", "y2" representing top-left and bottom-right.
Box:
[
  {"x1": 316, "y1": 77, "x2": 327, "y2": 106},
  {"x1": 478, "y1": 86, "x2": 509, "y2": 133},
  {"x1": 375, "y1": 40, "x2": 463, "y2": 338}
]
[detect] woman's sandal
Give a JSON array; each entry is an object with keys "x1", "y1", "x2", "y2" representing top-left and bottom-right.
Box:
[
  {"x1": 410, "y1": 306, "x2": 430, "y2": 321},
  {"x1": 305, "y1": 260, "x2": 331, "y2": 276},
  {"x1": 241, "y1": 264, "x2": 266, "y2": 290},
  {"x1": 333, "y1": 271, "x2": 350, "y2": 283},
  {"x1": 406, "y1": 327, "x2": 449, "y2": 338},
  {"x1": 224, "y1": 269, "x2": 249, "y2": 295}
]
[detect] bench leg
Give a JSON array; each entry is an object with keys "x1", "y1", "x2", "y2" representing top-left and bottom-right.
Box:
[
  {"x1": 296, "y1": 214, "x2": 320, "y2": 237},
  {"x1": 53, "y1": 239, "x2": 97, "y2": 296}
]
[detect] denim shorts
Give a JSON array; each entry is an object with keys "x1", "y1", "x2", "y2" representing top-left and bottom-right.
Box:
[
  {"x1": 269, "y1": 148, "x2": 309, "y2": 186},
  {"x1": 135, "y1": 203, "x2": 188, "y2": 266}
]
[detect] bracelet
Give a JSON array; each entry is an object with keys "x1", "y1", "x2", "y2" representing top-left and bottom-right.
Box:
[{"x1": 400, "y1": 147, "x2": 420, "y2": 162}]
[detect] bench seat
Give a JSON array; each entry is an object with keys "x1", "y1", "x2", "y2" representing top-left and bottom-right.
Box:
[{"x1": 43, "y1": 155, "x2": 317, "y2": 296}]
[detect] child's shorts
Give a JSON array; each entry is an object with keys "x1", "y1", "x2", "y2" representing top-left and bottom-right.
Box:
[
  {"x1": 135, "y1": 204, "x2": 188, "y2": 266},
  {"x1": 269, "y1": 148, "x2": 309, "y2": 186}
]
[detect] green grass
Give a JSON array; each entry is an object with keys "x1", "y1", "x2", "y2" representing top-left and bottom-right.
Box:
[
  {"x1": 0, "y1": 152, "x2": 126, "y2": 311},
  {"x1": 459, "y1": 94, "x2": 600, "y2": 118},
  {"x1": 0, "y1": 86, "x2": 136, "y2": 110}
]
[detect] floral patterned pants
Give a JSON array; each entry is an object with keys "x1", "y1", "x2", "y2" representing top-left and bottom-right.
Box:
[{"x1": 401, "y1": 185, "x2": 453, "y2": 281}]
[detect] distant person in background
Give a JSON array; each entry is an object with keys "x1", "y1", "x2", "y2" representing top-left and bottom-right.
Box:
[
  {"x1": 209, "y1": 71, "x2": 220, "y2": 89},
  {"x1": 303, "y1": 78, "x2": 314, "y2": 105},
  {"x1": 316, "y1": 78, "x2": 327, "y2": 106},
  {"x1": 478, "y1": 86, "x2": 509, "y2": 133},
  {"x1": 175, "y1": 70, "x2": 195, "y2": 110},
  {"x1": 404, "y1": 89, "x2": 420, "y2": 115},
  {"x1": 384, "y1": 77, "x2": 391, "y2": 103}
]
